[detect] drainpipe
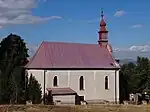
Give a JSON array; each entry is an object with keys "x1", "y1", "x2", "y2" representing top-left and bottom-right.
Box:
[
  {"x1": 44, "y1": 70, "x2": 46, "y2": 104},
  {"x1": 115, "y1": 70, "x2": 117, "y2": 104}
]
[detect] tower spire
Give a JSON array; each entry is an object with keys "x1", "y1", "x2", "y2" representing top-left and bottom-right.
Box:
[{"x1": 98, "y1": 9, "x2": 108, "y2": 48}]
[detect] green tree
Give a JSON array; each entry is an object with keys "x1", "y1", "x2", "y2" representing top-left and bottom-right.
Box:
[
  {"x1": 25, "y1": 71, "x2": 29, "y2": 103},
  {"x1": 0, "y1": 33, "x2": 29, "y2": 104},
  {"x1": 120, "y1": 56, "x2": 150, "y2": 103},
  {"x1": 136, "y1": 56, "x2": 150, "y2": 93},
  {"x1": 119, "y1": 62, "x2": 136, "y2": 102},
  {"x1": 27, "y1": 74, "x2": 42, "y2": 104}
]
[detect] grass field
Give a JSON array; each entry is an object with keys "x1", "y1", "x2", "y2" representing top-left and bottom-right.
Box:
[{"x1": 0, "y1": 104, "x2": 150, "y2": 112}]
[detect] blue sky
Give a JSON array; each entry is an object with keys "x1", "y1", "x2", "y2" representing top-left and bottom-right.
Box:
[{"x1": 0, "y1": 0, "x2": 149, "y2": 59}]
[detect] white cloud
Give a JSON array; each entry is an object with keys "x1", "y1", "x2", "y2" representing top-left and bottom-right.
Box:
[
  {"x1": 131, "y1": 24, "x2": 143, "y2": 28},
  {"x1": 10, "y1": 15, "x2": 61, "y2": 24},
  {"x1": 114, "y1": 43, "x2": 150, "y2": 52},
  {"x1": 0, "y1": 0, "x2": 61, "y2": 28},
  {"x1": 113, "y1": 43, "x2": 150, "y2": 59},
  {"x1": 114, "y1": 10, "x2": 126, "y2": 17},
  {"x1": 129, "y1": 45, "x2": 150, "y2": 52},
  {"x1": 28, "y1": 44, "x2": 39, "y2": 56}
]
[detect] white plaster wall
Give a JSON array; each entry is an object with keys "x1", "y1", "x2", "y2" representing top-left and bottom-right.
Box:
[
  {"x1": 53, "y1": 95, "x2": 75, "y2": 104},
  {"x1": 69, "y1": 70, "x2": 119, "y2": 102},
  {"x1": 46, "y1": 71, "x2": 68, "y2": 88},
  {"x1": 95, "y1": 70, "x2": 116, "y2": 101},
  {"x1": 69, "y1": 71, "x2": 94, "y2": 100},
  {"x1": 26, "y1": 69, "x2": 120, "y2": 103}
]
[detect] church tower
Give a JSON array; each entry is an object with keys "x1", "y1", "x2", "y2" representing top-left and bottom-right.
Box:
[{"x1": 98, "y1": 9, "x2": 112, "y2": 53}]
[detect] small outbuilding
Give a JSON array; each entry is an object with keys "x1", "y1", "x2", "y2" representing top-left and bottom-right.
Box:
[{"x1": 47, "y1": 87, "x2": 78, "y2": 105}]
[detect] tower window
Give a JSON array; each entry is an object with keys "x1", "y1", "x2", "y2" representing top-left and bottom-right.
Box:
[
  {"x1": 53, "y1": 76, "x2": 58, "y2": 87},
  {"x1": 105, "y1": 76, "x2": 109, "y2": 90},
  {"x1": 79, "y1": 76, "x2": 84, "y2": 90}
]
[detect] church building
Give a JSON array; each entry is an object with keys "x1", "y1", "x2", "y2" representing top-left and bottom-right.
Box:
[{"x1": 25, "y1": 10, "x2": 120, "y2": 105}]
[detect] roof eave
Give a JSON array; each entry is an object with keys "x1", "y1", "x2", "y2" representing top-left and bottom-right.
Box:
[{"x1": 25, "y1": 67, "x2": 120, "y2": 70}]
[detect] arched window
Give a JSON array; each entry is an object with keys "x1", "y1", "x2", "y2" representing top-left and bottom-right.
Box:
[
  {"x1": 79, "y1": 76, "x2": 84, "y2": 90},
  {"x1": 105, "y1": 76, "x2": 108, "y2": 90},
  {"x1": 53, "y1": 76, "x2": 58, "y2": 87}
]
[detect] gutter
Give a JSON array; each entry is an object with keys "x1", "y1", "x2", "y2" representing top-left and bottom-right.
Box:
[
  {"x1": 115, "y1": 70, "x2": 117, "y2": 104},
  {"x1": 43, "y1": 70, "x2": 46, "y2": 104}
]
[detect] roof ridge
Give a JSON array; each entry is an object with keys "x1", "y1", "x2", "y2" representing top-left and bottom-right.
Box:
[
  {"x1": 25, "y1": 41, "x2": 45, "y2": 68},
  {"x1": 42, "y1": 41, "x2": 97, "y2": 45}
]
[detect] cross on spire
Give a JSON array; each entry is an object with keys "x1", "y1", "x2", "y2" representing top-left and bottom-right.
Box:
[{"x1": 101, "y1": 8, "x2": 104, "y2": 18}]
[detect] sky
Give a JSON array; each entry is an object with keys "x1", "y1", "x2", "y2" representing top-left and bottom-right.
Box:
[{"x1": 0, "y1": 0, "x2": 149, "y2": 59}]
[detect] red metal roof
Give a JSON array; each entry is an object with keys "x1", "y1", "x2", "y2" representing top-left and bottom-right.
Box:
[
  {"x1": 46, "y1": 87, "x2": 76, "y2": 95},
  {"x1": 25, "y1": 41, "x2": 120, "y2": 69}
]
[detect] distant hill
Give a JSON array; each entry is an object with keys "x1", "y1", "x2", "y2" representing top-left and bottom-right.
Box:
[{"x1": 119, "y1": 59, "x2": 136, "y2": 65}]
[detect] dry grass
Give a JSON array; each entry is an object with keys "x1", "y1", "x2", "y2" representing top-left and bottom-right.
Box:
[
  {"x1": 0, "y1": 104, "x2": 150, "y2": 112},
  {"x1": 74, "y1": 105, "x2": 150, "y2": 112}
]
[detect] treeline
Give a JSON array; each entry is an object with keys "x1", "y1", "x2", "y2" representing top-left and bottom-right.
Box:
[
  {"x1": 0, "y1": 34, "x2": 42, "y2": 104},
  {"x1": 120, "y1": 56, "x2": 150, "y2": 102}
]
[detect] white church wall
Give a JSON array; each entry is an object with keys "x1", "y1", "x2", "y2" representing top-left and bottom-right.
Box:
[
  {"x1": 69, "y1": 70, "x2": 95, "y2": 100},
  {"x1": 69, "y1": 70, "x2": 119, "y2": 102},
  {"x1": 53, "y1": 95, "x2": 76, "y2": 104},
  {"x1": 26, "y1": 69, "x2": 119, "y2": 103},
  {"x1": 47, "y1": 71, "x2": 69, "y2": 88},
  {"x1": 95, "y1": 70, "x2": 116, "y2": 102}
]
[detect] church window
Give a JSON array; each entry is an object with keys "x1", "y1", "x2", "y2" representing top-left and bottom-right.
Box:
[
  {"x1": 79, "y1": 76, "x2": 84, "y2": 90},
  {"x1": 53, "y1": 76, "x2": 58, "y2": 87},
  {"x1": 105, "y1": 76, "x2": 109, "y2": 90}
]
